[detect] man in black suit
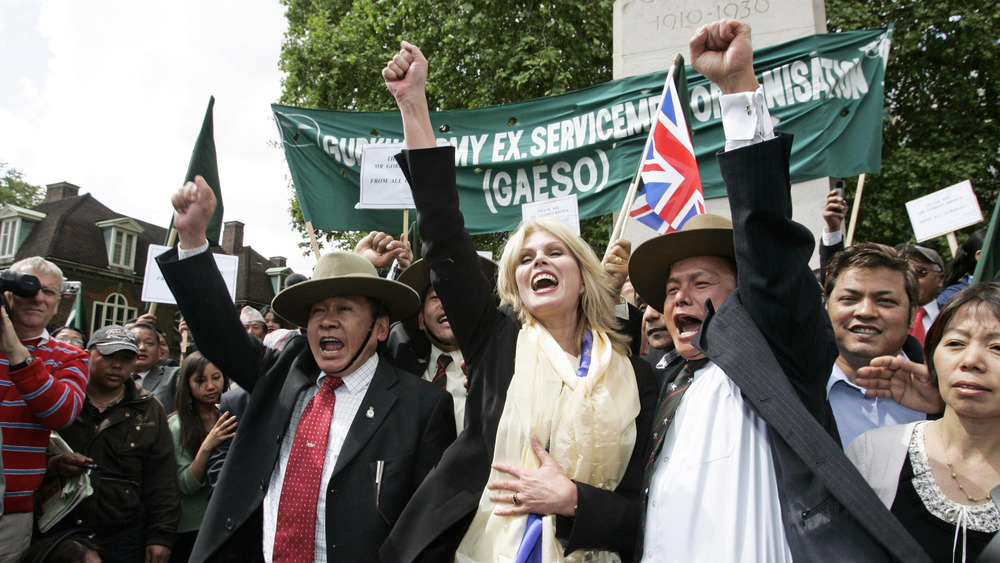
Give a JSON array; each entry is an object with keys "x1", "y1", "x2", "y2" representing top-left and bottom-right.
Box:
[
  {"x1": 628, "y1": 19, "x2": 928, "y2": 561},
  {"x1": 157, "y1": 179, "x2": 455, "y2": 562}
]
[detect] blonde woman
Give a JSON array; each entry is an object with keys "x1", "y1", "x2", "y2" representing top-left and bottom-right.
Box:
[{"x1": 380, "y1": 43, "x2": 656, "y2": 563}]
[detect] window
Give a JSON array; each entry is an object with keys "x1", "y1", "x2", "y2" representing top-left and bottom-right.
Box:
[
  {"x1": 96, "y1": 218, "x2": 144, "y2": 271},
  {"x1": 0, "y1": 205, "x2": 45, "y2": 261},
  {"x1": 109, "y1": 229, "x2": 137, "y2": 268},
  {"x1": 91, "y1": 293, "x2": 137, "y2": 334},
  {"x1": 0, "y1": 218, "x2": 19, "y2": 258}
]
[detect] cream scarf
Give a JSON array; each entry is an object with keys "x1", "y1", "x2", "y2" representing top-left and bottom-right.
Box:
[{"x1": 455, "y1": 321, "x2": 640, "y2": 563}]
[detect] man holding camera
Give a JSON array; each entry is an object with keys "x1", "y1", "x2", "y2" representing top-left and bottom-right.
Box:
[{"x1": 0, "y1": 257, "x2": 89, "y2": 562}]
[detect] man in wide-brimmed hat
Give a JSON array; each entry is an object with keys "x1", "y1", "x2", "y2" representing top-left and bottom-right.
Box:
[
  {"x1": 155, "y1": 179, "x2": 455, "y2": 563},
  {"x1": 626, "y1": 19, "x2": 927, "y2": 563}
]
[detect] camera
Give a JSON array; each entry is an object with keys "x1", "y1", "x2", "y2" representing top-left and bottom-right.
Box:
[
  {"x1": 61, "y1": 281, "x2": 82, "y2": 297},
  {"x1": 0, "y1": 270, "x2": 41, "y2": 298}
]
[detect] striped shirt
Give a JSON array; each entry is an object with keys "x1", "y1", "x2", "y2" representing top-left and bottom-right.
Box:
[{"x1": 1, "y1": 331, "x2": 89, "y2": 513}]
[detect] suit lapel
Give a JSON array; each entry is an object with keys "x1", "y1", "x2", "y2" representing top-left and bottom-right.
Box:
[
  {"x1": 276, "y1": 352, "x2": 319, "y2": 424},
  {"x1": 331, "y1": 360, "x2": 398, "y2": 478},
  {"x1": 141, "y1": 366, "x2": 162, "y2": 392}
]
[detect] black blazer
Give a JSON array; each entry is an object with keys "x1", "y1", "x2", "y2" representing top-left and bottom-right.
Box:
[
  {"x1": 157, "y1": 248, "x2": 455, "y2": 563},
  {"x1": 381, "y1": 147, "x2": 657, "y2": 563},
  {"x1": 691, "y1": 134, "x2": 929, "y2": 561}
]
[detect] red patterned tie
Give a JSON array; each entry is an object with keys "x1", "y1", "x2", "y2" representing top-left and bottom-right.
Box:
[
  {"x1": 433, "y1": 354, "x2": 452, "y2": 387},
  {"x1": 273, "y1": 376, "x2": 344, "y2": 562},
  {"x1": 909, "y1": 307, "x2": 927, "y2": 345}
]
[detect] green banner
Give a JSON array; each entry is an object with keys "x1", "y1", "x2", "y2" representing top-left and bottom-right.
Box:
[{"x1": 274, "y1": 27, "x2": 891, "y2": 235}]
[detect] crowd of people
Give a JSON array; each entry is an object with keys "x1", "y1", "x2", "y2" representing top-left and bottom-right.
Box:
[{"x1": 2, "y1": 18, "x2": 998, "y2": 563}]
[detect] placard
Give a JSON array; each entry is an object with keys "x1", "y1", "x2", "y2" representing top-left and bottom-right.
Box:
[
  {"x1": 358, "y1": 143, "x2": 414, "y2": 209},
  {"x1": 141, "y1": 245, "x2": 240, "y2": 304},
  {"x1": 521, "y1": 195, "x2": 581, "y2": 236},
  {"x1": 905, "y1": 180, "x2": 983, "y2": 242}
]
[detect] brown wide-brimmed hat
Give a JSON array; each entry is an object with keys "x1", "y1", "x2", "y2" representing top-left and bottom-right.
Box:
[
  {"x1": 271, "y1": 251, "x2": 420, "y2": 327},
  {"x1": 629, "y1": 213, "x2": 735, "y2": 313},
  {"x1": 396, "y1": 256, "x2": 498, "y2": 334}
]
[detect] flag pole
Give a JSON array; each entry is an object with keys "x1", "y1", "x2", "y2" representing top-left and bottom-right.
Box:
[
  {"x1": 845, "y1": 173, "x2": 865, "y2": 247},
  {"x1": 305, "y1": 221, "x2": 322, "y2": 261},
  {"x1": 607, "y1": 58, "x2": 680, "y2": 253},
  {"x1": 401, "y1": 209, "x2": 410, "y2": 244}
]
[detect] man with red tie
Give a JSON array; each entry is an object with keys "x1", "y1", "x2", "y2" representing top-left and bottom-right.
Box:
[
  {"x1": 896, "y1": 243, "x2": 945, "y2": 345},
  {"x1": 158, "y1": 178, "x2": 454, "y2": 562}
]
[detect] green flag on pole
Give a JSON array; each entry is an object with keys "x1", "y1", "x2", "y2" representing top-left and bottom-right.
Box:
[
  {"x1": 971, "y1": 196, "x2": 1000, "y2": 284},
  {"x1": 169, "y1": 96, "x2": 223, "y2": 245}
]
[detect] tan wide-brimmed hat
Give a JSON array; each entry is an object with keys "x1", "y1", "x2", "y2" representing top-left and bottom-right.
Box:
[
  {"x1": 396, "y1": 256, "x2": 498, "y2": 334},
  {"x1": 271, "y1": 251, "x2": 420, "y2": 327},
  {"x1": 629, "y1": 213, "x2": 735, "y2": 313}
]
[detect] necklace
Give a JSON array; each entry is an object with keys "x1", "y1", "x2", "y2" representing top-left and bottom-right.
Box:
[
  {"x1": 938, "y1": 423, "x2": 990, "y2": 503},
  {"x1": 89, "y1": 387, "x2": 125, "y2": 411}
]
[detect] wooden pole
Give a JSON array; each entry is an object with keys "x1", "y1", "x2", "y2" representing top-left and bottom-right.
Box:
[
  {"x1": 305, "y1": 220, "x2": 322, "y2": 260},
  {"x1": 845, "y1": 173, "x2": 865, "y2": 247},
  {"x1": 401, "y1": 209, "x2": 410, "y2": 244},
  {"x1": 946, "y1": 232, "x2": 959, "y2": 258}
]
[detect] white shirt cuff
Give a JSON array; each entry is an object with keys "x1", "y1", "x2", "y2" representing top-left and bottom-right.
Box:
[
  {"x1": 177, "y1": 241, "x2": 210, "y2": 260},
  {"x1": 720, "y1": 86, "x2": 775, "y2": 150},
  {"x1": 821, "y1": 230, "x2": 844, "y2": 246}
]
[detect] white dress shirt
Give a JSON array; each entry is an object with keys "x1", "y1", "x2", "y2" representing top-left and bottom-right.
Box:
[
  {"x1": 642, "y1": 362, "x2": 792, "y2": 562},
  {"x1": 422, "y1": 345, "x2": 467, "y2": 433},
  {"x1": 262, "y1": 354, "x2": 378, "y2": 562}
]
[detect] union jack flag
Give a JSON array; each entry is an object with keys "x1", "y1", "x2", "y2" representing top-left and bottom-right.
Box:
[{"x1": 629, "y1": 61, "x2": 704, "y2": 234}]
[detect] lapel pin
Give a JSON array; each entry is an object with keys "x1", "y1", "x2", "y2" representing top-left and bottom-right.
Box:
[{"x1": 366, "y1": 406, "x2": 375, "y2": 419}]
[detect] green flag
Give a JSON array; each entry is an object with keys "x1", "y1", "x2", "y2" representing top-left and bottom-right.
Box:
[
  {"x1": 64, "y1": 292, "x2": 86, "y2": 333},
  {"x1": 274, "y1": 27, "x2": 891, "y2": 235},
  {"x1": 169, "y1": 96, "x2": 223, "y2": 245},
  {"x1": 971, "y1": 195, "x2": 1000, "y2": 284}
]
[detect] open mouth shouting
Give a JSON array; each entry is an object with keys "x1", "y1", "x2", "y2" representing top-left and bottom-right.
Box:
[
  {"x1": 531, "y1": 272, "x2": 558, "y2": 292},
  {"x1": 319, "y1": 336, "x2": 345, "y2": 355},
  {"x1": 673, "y1": 314, "x2": 703, "y2": 339}
]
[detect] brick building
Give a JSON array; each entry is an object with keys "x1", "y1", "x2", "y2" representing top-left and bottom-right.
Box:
[{"x1": 0, "y1": 182, "x2": 291, "y2": 356}]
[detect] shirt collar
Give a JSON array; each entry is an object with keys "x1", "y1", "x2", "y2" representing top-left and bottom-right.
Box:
[
  {"x1": 921, "y1": 298, "x2": 940, "y2": 318},
  {"x1": 317, "y1": 352, "x2": 379, "y2": 395},
  {"x1": 826, "y1": 351, "x2": 912, "y2": 398},
  {"x1": 21, "y1": 328, "x2": 50, "y2": 345},
  {"x1": 429, "y1": 343, "x2": 462, "y2": 367}
]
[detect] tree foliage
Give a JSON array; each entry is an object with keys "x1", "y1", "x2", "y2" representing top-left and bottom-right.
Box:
[
  {"x1": 826, "y1": 1, "x2": 1000, "y2": 255},
  {"x1": 277, "y1": 0, "x2": 616, "y2": 258},
  {"x1": 0, "y1": 161, "x2": 44, "y2": 208}
]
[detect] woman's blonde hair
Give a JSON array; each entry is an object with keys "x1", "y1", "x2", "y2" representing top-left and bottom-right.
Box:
[{"x1": 497, "y1": 218, "x2": 631, "y2": 355}]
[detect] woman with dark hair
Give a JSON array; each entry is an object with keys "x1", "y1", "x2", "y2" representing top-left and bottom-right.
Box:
[
  {"x1": 167, "y1": 352, "x2": 237, "y2": 562},
  {"x1": 938, "y1": 228, "x2": 987, "y2": 307},
  {"x1": 848, "y1": 282, "x2": 1000, "y2": 562}
]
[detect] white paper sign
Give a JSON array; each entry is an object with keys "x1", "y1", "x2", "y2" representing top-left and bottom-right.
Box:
[
  {"x1": 357, "y1": 143, "x2": 414, "y2": 209},
  {"x1": 905, "y1": 180, "x2": 983, "y2": 242},
  {"x1": 140, "y1": 245, "x2": 240, "y2": 304},
  {"x1": 521, "y1": 195, "x2": 581, "y2": 236}
]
